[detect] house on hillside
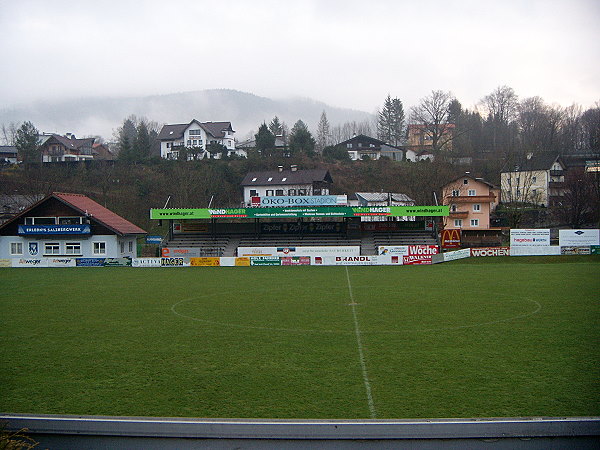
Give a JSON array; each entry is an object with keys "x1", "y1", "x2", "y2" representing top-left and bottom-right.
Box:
[
  {"x1": 240, "y1": 166, "x2": 333, "y2": 206},
  {"x1": 37, "y1": 134, "x2": 95, "y2": 162},
  {"x1": 237, "y1": 135, "x2": 288, "y2": 157},
  {"x1": 500, "y1": 153, "x2": 566, "y2": 207},
  {"x1": 441, "y1": 174, "x2": 501, "y2": 246},
  {"x1": 338, "y1": 134, "x2": 404, "y2": 161},
  {"x1": 158, "y1": 120, "x2": 243, "y2": 160},
  {"x1": 0, "y1": 146, "x2": 18, "y2": 164},
  {"x1": 405, "y1": 148, "x2": 435, "y2": 162},
  {"x1": 92, "y1": 142, "x2": 115, "y2": 160},
  {"x1": 406, "y1": 123, "x2": 455, "y2": 152},
  {"x1": 0, "y1": 192, "x2": 146, "y2": 259}
]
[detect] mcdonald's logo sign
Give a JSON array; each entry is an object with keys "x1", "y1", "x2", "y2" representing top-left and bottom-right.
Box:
[{"x1": 441, "y1": 229, "x2": 461, "y2": 249}]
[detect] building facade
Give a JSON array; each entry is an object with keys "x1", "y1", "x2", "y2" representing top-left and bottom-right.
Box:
[
  {"x1": 338, "y1": 135, "x2": 404, "y2": 161},
  {"x1": 158, "y1": 120, "x2": 243, "y2": 160},
  {"x1": 0, "y1": 193, "x2": 146, "y2": 259},
  {"x1": 37, "y1": 134, "x2": 95, "y2": 162},
  {"x1": 442, "y1": 175, "x2": 500, "y2": 231}
]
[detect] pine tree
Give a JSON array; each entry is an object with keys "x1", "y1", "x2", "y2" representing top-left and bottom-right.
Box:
[
  {"x1": 289, "y1": 120, "x2": 316, "y2": 155},
  {"x1": 255, "y1": 122, "x2": 276, "y2": 157},
  {"x1": 268, "y1": 116, "x2": 283, "y2": 136},
  {"x1": 377, "y1": 95, "x2": 404, "y2": 145},
  {"x1": 316, "y1": 111, "x2": 331, "y2": 154},
  {"x1": 15, "y1": 121, "x2": 40, "y2": 163}
]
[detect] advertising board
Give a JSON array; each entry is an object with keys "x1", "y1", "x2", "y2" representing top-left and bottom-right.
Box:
[
  {"x1": 592, "y1": 245, "x2": 600, "y2": 255},
  {"x1": 510, "y1": 229, "x2": 550, "y2": 247},
  {"x1": 104, "y1": 258, "x2": 132, "y2": 267},
  {"x1": 510, "y1": 246, "x2": 561, "y2": 256},
  {"x1": 250, "y1": 256, "x2": 281, "y2": 266},
  {"x1": 470, "y1": 247, "x2": 510, "y2": 257},
  {"x1": 281, "y1": 256, "x2": 311, "y2": 265},
  {"x1": 161, "y1": 257, "x2": 186, "y2": 267},
  {"x1": 402, "y1": 245, "x2": 439, "y2": 265},
  {"x1": 150, "y1": 206, "x2": 449, "y2": 220},
  {"x1": 258, "y1": 195, "x2": 347, "y2": 207},
  {"x1": 76, "y1": 258, "x2": 105, "y2": 267},
  {"x1": 0, "y1": 259, "x2": 11, "y2": 267},
  {"x1": 145, "y1": 236, "x2": 163, "y2": 244},
  {"x1": 378, "y1": 246, "x2": 409, "y2": 256},
  {"x1": 235, "y1": 257, "x2": 251, "y2": 266},
  {"x1": 561, "y1": 246, "x2": 591, "y2": 255},
  {"x1": 17, "y1": 224, "x2": 91, "y2": 235},
  {"x1": 190, "y1": 257, "x2": 221, "y2": 266},
  {"x1": 13, "y1": 258, "x2": 48, "y2": 267},
  {"x1": 238, "y1": 246, "x2": 360, "y2": 257},
  {"x1": 132, "y1": 258, "x2": 162, "y2": 267},
  {"x1": 161, "y1": 247, "x2": 202, "y2": 258},
  {"x1": 437, "y1": 248, "x2": 471, "y2": 262},
  {"x1": 260, "y1": 222, "x2": 345, "y2": 234},
  {"x1": 559, "y1": 229, "x2": 600, "y2": 247},
  {"x1": 48, "y1": 258, "x2": 76, "y2": 267},
  {"x1": 441, "y1": 229, "x2": 461, "y2": 249}
]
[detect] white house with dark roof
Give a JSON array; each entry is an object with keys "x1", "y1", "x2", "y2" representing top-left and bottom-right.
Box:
[
  {"x1": 240, "y1": 166, "x2": 333, "y2": 206},
  {"x1": 37, "y1": 134, "x2": 95, "y2": 162},
  {"x1": 158, "y1": 120, "x2": 243, "y2": 160}
]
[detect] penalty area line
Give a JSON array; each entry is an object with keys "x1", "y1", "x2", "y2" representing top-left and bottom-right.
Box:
[{"x1": 345, "y1": 266, "x2": 376, "y2": 419}]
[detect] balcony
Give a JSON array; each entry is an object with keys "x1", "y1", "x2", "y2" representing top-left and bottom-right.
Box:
[
  {"x1": 445, "y1": 193, "x2": 496, "y2": 203},
  {"x1": 449, "y1": 211, "x2": 469, "y2": 219}
]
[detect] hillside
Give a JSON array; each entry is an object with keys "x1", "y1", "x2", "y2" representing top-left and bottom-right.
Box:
[{"x1": 0, "y1": 89, "x2": 374, "y2": 141}]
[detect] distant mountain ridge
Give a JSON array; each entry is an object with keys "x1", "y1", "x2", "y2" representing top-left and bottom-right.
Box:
[{"x1": 0, "y1": 89, "x2": 374, "y2": 141}]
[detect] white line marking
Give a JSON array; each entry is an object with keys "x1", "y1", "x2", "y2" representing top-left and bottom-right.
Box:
[{"x1": 345, "y1": 266, "x2": 377, "y2": 419}]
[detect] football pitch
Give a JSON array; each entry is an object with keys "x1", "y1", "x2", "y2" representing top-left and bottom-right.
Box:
[{"x1": 1, "y1": 256, "x2": 599, "y2": 419}]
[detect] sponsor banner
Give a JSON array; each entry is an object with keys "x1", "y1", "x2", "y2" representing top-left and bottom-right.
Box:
[
  {"x1": 161, "y1": 257, "x2": 186, "y2": 267},
  {"x1": 190, "y1": 257, "x2": 221, "y2": 267},
  {"x1": 378, "y1": 246, "x2": 409, "y2": 256},
  {"x1": 318, "y1": 255, "x2": 379, "y2": 265},
  {"x1": 18, "y1": 224, "x2": 91, "y2": 235},
  {"x1": 510, "y1": 229, "x2": 550, "y2": 247},
  {"x1": 260, "y1": 222, "x2": 345, "y2": 234},
  {"x1": 402, "y1": 255, "x2": 432, "y2": 265},
  {"x1": 161, "y1": 247, "x2": 203, "y2": 257},
  {"x1": 561, "y1": 246, "x2": 591, "y2": 255},
  {"x1": 150, "y1": 206, "x2": 449, "y2": 220},
  {"x1": 0, "y1": 259, "x2": 11, "y2": 267},
  {"x1": 592, "y1": 245, "x2": 600, "y2": 255},
  {"x1": 76, "y1": 258, "x2": 105, "y2": 267},
  {"x1": 219, "y1": 257, "x2": 236, "y2": 267},
  {"x1": 432, "y1": 248, "x2": 471, "y2": 263},
  {"x1": 132, "y1": 258, "x2": 162, "y2": 267},
  {"x1": 362, "y1": 221, "x2": 426, "y2": 231},
  {"x1": 470, "y1": 247, "x2": 510, "y2": 257},
  {"x1": 441, "y1": 229, "x2": 461, "y2": 249},
  {"x1": 104, "y1": 258, "x2": 132, "y2": 267},
  {"x1": 13, "y1": 258, "x2": 48, "y2": 267},
  {"x1": 235, "y1": 257, "x2": 251, "y2": 266},
  {"x1": 250, "y1": 256, "x2": 281, "y2": 266},
  {"x1": 559, "y1": 229, "x2": 600, "y2": 247},
  {"x1": 48, "y1": 258, "x2": 76, "y2": 267},
  {"x1": 259, "y1": 195, "x2": 347, "y2": 207},
  {"x1": 509, "y1": 246, "x2": 561, "y2": 256},
  {"x1": 238, "y1": 246, "x2": 360, "y2": 257},
  {"x1": 281, "y1": 256, "x2": 311, "y2": 266},
  {"x1": 145, "y1": 235, "x2": 163, "y2": 244},
  {"x1": 399, "y1": 245, "x2": 439, "y2": 265}
]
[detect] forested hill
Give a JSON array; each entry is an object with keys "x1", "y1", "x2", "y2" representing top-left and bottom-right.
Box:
[{"x1": 0, "y1": 89, "x2": 373, "y2": 141}]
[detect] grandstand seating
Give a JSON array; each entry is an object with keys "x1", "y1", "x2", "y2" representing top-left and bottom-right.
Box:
[{"x1": 163, "y1": 229, "x2": 438, "y2": 257}]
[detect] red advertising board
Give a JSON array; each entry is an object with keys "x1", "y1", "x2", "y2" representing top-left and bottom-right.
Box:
[
  {"x1": 402, "y1": 245, "x2": 439, "y2": 265},
  {"x1": 441, "y1": 229, "x2": 461, "y2": 249}
]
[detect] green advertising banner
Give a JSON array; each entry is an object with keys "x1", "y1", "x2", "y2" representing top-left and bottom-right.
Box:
[{"x1": 151, "y1": 205, "x2": 448, "y2": 219}]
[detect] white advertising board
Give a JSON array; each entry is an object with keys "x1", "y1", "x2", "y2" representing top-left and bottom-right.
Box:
[
  {"x1": 132, "y1": 258, "x2": 162, "y2": 267},
  {"x1": 378, "y1": 246, "x2": 409, "y2": 256},
  {"x1": 559, "y1": 229, "x2": 600, "y2": 247},
  {"x1": 47, "y1": 258, "x2": 76, "y2": 267},
  {"x1": 442, "y1": 248, "x2": 471, "y2": 262},
  {"x1": 510, "y1": 229, "x2": 550, "y2": 247},
  {"x1": 238, "y1": 246, "x2": 360, "y2": 257},
  {"x1": 12, "y1": 258, "x2": 49, "y2": 267},
  {"x1": 219, "y1": 257, "x2": 237, "y2": 267},
  {"x1": 313, "y1": 255, "x2": 380, "y2": 266},
  {"x1": 509, "y1": 246, "x2": 561, "y2": 256}
]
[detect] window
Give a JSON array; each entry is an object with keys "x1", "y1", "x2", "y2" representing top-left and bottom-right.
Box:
[
  {"x1": 266, "y1": 189, "x2": 274, "y2": 196},
  {"x1": 463, "y1": 179, "x2": 468, "y2": 185},
  {"x1": 250, "y1": 190, "x2": 258, "y2": 196},
  {"x1": 451, "y1": 205, "x2": 457, "y2": 212},
  {"x1": 298, "y1": 189, "x2": 307, "y2": 195},
  {"x1": 454, "y1": 219, "x2": 462, "y2": 228},
  {"x1": 10, "y1": 242, "x2": 23, "y2": 255},
  {"x1": 166, "y1": 143, "x2": 171, "y2": 148},
  {"x1": 189, "y1": 129, "x2": 202, "y2": 136},
  {"x1": 473, "y1": 204, "x2": 481, "y2": 212},
  {"x1": 192, "y1": 140, "x2": 197, "y2": 145},
  {"x1": 275, "y1": 189, "x2": 284, "y2": 196},
  {"x1": 128, "y1": 241, "x2": 134, "y2": 252},
  {"x1": 470, "y1": 219, "x2": 479, "y2": 227},
  {"x1": 468, "y1": 189, "x2": 476, "y2": 196},
  {"x1": 59, "y1": 217, "x2": 82, "y2": 225},
  {"x1": 120, "y1": 242, "x2": 125, "y2": 253},
  {"x1": 44, "y1": 242, "x2": 60, "y2": 255},
  {"x1": 187, "y1": 140, "x2": 191, "y2": 146},
  {"x1": 288, "y1": 189, "x2": 296, "y2": 196},
  {"x1": 452, "y1": 190, "x2": 459, "y2": 197},
  {"x1": 93, "y1": 242, "x2": 106, "y2": 255},
  {"x1": 347, "y1": 143, "x2": 352, "y2": 148},
  {"x1": 532, "y1": 176, "x2": 537, "y2": 183},
  {"x1": 65, "y1": 242, "x2": 81, "y2": 255},
  {"x1": 171, "y1": 151, "x2": 179, "y2": 159}
]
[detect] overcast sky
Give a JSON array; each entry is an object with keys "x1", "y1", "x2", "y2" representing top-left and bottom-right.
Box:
[{"x1": 1, "y1": 0, "x2": 599, "y2": 113}]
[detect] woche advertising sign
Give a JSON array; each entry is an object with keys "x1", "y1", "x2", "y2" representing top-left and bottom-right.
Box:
[
  {"x1": 150, "y1": 205, "x2": 449, "y2": 219},
  {"x1": 510, "y1": 229, "x2": 551, "y2": 247}
]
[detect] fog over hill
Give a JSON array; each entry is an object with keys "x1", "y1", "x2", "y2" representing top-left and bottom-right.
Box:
[{"x1": 0, "y1": 89, "x2": 375, "y2": 141}]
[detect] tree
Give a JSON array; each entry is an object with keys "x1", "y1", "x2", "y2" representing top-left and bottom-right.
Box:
[
  {"x1": 377, "y1": 95, "x2": 405, "y2": 145},
  {"x1": 288, "y1": 120, "x2": 316, "y2": 155},
  {"x1": 553, "y1": 167, "x2": 599, "y2": 228},
  {"x1": 116, "y1": 117, "x2": 137, "y2": 162},
  {"x1": 268, "y1": 116, "x2": 283, "y2": 136},
  {"x1": 206, "y1": 142, "x2": 227, "y2": 159},
  {"x1": 409, "y1": 90, "x2": 455, "y2": 152},
  {"x1": 135, "y1": 121, "x2": 152, "y2": 160},
  {"x1": 581, "y1": 104, "x2": 600, "y2": 152},
  {"x1": 15, "y1": 121, "x2": 40, "y2": 164},
  {"x1": 316, "y1": 111, "x2": 331, "y2": 154},
  {"x1": 479, "y1": 85, "x2": 519, "y2": 154},
  {"x1": 1, "y1": 122, "x2": 18, "y2": 146},
  {"x1": 323, "y1": 145, "x2": 351, "y2": 161},
  {"x1": 255, "y1": 123, "x2": 276, "y2": 156}
]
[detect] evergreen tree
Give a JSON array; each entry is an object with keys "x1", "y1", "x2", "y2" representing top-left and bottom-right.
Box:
[
  {"x1": 117, "y1": 117, "x2": 137, "y2": 162},
  {"x1": 135, "y1": 121, "x2": 152, "y2": 160},
  {"x1": 255, "y1": 123, "x2": 276, "y2": 157},
  {"x1": 390, "y1": 98, "x2": 405, "y2": 145},
  {"x1": 316, "y1": 110, "x2": 331, "y2": 154},
  {"x1": 377, "y1": 95, "x2": 404, "y2": 145},
  {"x1": 15, "y1": 121, "x2": 40, "y2": 163},
  {"x1": 268, "y1": 116, "x2": 283, "y2": 136},
  {"x1": 288, "y1": 120, "x2": 316, "y2": 155}
]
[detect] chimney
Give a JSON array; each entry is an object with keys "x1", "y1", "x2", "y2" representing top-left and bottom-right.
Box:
[
  {"x1": 278, "y1": 165, "x2": 283, "y2": 172},
  {"x1": 290, "y1": 165, "x2": 298, "y2": 172}
]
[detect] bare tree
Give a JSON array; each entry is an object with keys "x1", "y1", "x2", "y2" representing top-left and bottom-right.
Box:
[
  {"x1": 478, "y1": 85, "x2": 520, "y2": 154},
  {"x1": 409, "y1": 90, "x2": 455, "y2": 152},
  {"x1": 316, "y1": 110, "x2": 331, "y2": 154},
  {"x1": 1, "y1": 122, "x2": 18, "y2": 145}
]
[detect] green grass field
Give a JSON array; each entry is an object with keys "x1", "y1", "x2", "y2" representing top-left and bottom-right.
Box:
[{"x1": 1, "y1": 256, "x2": 599, "y2": 419}]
